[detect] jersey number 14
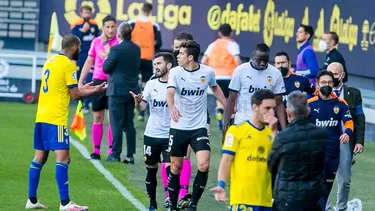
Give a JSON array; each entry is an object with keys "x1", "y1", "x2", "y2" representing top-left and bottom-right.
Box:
[{"x1": 42, "y1": 69, "x2": 50, "y2": 93}]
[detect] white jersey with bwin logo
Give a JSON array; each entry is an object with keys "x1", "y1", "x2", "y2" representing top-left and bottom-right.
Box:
[
  {"x1": 229, "y1": 62, "x2": 285, "y2": 125},
  {"x1": 142, "y1": 78, "x2": 171, "y2": 138},
  {"x1": 167, "y1": 64, "x2": 217, "y2": 130}
]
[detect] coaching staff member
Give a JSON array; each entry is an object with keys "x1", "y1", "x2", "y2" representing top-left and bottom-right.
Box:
[
  {"x1": 103, "y1": 22, "x2": 140, "y2": 164},
  {"x1": 268, "y1": 91, "x2": 327, "y2": 211}
]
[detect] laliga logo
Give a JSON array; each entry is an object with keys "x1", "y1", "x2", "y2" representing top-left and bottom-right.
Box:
[
  {"x1": 64, "y1": 0, "x2": 111, "y2": 28},
  {"x1": 0, "y1": 58, "x2": 9, "y2": 78}
]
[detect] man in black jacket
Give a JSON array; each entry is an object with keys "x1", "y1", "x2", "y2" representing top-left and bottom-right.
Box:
[
  {"x1": 103, "y1": 22, "x2": 141, "y2": 163},
  {"x1": 268, "y1": 90, "x2": 327, "y2": 211},
  {"x1": 326, "y1": 62, "x2": 365, "y2": 211}
]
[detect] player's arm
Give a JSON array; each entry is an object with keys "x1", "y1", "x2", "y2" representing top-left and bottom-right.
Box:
[
  {"x1": 353, "y1": 89, "x2": 365, "y2": 152},
  {"x1": 298, "y1": 50, "x2": 319, "y2": 78},
  {"x1": 79, "y1": 56, "x2": 94, "y2": 86},
  {"x1": 201, "y1": 44, "x2": 212, "y2": 65},
  {"x1": 132, "y1": 82, "x2": 151, "y2": 111},
  {"x1": 304, "y1": 77, "x2": 316, "y2": 95},
  {"x1": 103, "y1": 47, "x2": 118, "y2": 74},
  {"x1": 223, "y1": 68, "x2": 241, "y2": 132},
  {"x1": 209, "y1": 70, "x2": 226, "y2": 107},
  {"x1": 274, "y1": 75, "x2": 287, "y2": 129},
  {"x1": 153, "y1": 23, "x2": 162, "y2": 50},
  {"x1": 228, "y1": 42, "x2": 242, "y2": 66},
  {"x1": 341, "y1": 101, "x2": 354, "y2": 137}
]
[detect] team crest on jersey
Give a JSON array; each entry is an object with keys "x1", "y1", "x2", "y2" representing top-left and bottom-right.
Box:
[
  {"x1": 267, "y1": 76, "x2": 272, "y2": 84},
  {"x1": 258, "y1": 146, "x2": 265, "y2": 154},
  {"x1": 72, "y1": 71, "x2": 77, "y2": 80},
  {"x1": 294, "y1": 81, "x2": 300, "y2": 88},
  {"x1": 200, "y1": 76, "x2": 206, "y2": 83},
  {"x1": 334, "y1": 106, "x2": 340, "y2": 114}
]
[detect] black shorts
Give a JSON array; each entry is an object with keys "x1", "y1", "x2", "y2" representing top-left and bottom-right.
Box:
[
  {"x1": 91, "y1": 79, "x2": 108, "y2": 111},
  {"x1": 217, "y1": 79, "x2": 231, "y2": 98},
  {"x1": 140, "y1": 59, "x2": 153, "y2": 83},
  {"x1": 168, "y1": 128, "x2": 210, "y2": 157},
  {"x1": 144, "y1": 135, "x2": 170, "y2": 165}
]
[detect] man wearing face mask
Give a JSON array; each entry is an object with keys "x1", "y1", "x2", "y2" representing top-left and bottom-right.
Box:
[
  {"x1": 274, "y1": 51, "x2": 315, "y2": 108},
  {"x1": 320, "y1": 32, "x2": 348, "y2": 83},
  {"x1": 325, "y1": 62, "x2": 365, "y2": 211},
  {"x1": 307, "y1": 70, "x2": 354, "y2": 209},
  {"x1": 223, "y1": 43, "x2": 287, "y2": 134}
]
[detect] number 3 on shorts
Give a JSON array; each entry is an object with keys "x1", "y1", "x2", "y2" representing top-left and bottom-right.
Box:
[{"x1": 144, "y1": 145, "x2": 151, "y2": 156}]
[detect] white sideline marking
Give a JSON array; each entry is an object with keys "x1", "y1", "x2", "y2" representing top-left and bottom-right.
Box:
[{"x1": 70, "y1": 137, "x2": 148, "y2": 211}]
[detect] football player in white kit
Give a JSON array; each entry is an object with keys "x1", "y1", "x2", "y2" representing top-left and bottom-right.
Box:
[
  {"x1": 166, "y1": 40, "x2": 226, "y2": 211},
  {"x1": 223, "y1": 43, "x2": 287, "y2": 133},
  {"x1": 130, "y1": 52, "x2": 174, "y2": 211}
]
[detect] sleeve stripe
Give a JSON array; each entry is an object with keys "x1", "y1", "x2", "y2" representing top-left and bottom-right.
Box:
[
  {"x1": 222, "y1": 150, "x2": 235, "y2": 156},
  {"x1": 67, "y1": 84, "x2": 78, "y2": 89},
  {"x1": 356, "y1": 105, "x2": 364, "y2": 115},
  {"x1": 142, "y1": 99, "x2": 147, "y2": 103},
  {"x1": 167, "y1": 86, "x2": 176, "y2": 89},
  {"x1": 229, "y1": 88, "x2": 239, "y2": 93}
]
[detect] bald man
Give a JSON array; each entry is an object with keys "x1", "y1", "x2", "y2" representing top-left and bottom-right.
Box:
[{"x1": 326, "y1": 62, "x2": 365, "y2": 211}]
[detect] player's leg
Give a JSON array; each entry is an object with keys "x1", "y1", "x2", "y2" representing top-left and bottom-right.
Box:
[
  {"x1": 106, "y1": 107, "x2": 113, "y2": 156},
  {"x1": 320, "y1": 158, "x2": 340, "y2": 209},
  {"x1": 168, "y1": 129, "x2": 189, "y2": 210},
  {"x1": 26, "y1": 123, "x2": 49, "y2": 209},
  {"x1": 178, "y1": 146, "x2": 192, "y2": 209},
  {"x1": 51, "y1": 125, "x2": 88, "y2": 210},
  {"x1": 216, "y1": 79, "x2": 230, "y2": 131},
  {"x1": 160, "y1": 162, "x2": 170, "y2": 207},
  {"x1": 161, "y1": 140, "x2": 172, "y2": 208},
  {"x1": 144, "y1": 136, "x2": 163, "y2": 210},
  {"x1": 90, "y1": 80, "x2": 107, "y2": 159},
  {"x1": 335, "y1": 143, "x2": 353, "y2": 211},
  {"x1": 82, "y1": 70, "x2": 93, "y2": 114},
  {"x1": 189, "y1": 128, "x2": 211, "y2": 209}
]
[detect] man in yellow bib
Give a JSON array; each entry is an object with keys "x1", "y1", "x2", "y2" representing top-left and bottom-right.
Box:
[{"x1": 211, "y1": 89, "x2": 277, "y2": 211}]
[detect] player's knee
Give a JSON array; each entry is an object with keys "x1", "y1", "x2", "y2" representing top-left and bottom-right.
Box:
[
  {"x1": 93, "y1": 112, "x2": 104, "y2": 124},
  {"x1": 171, "y1": 161, "x2": 183, "y2": 174},
  {"x1": 145, "y1": 164, "x2": 158, "y2": 169},
  {"x1": 197, "y1": 162, "x2": 209, "y2": 172}
]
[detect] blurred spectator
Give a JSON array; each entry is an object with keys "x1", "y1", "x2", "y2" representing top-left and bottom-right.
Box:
[{"x1": 70, "y1": 5, "x2": 99, "y2": 113}]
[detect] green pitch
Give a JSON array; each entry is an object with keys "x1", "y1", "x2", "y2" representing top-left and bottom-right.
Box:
[{"x1": 0, "y1": 102, "x2": 374, "y2": 210}]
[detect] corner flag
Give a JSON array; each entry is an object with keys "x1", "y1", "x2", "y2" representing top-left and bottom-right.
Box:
[
  {"x1": 47, "y1": 12, "x2": 63, "y2": 58},
  {"x1": 70, "y1": 101, "x2": 87, "y2": 141}
]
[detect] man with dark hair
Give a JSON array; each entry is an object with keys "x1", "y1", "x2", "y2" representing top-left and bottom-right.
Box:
[
  {"x1": 212, "y1": 89, "x2": 277, "y2": 211},
  {"x1": 268, "y1": 90, "x2": 326, "y2": 211},
  {"x1": 70, "y1": 5, "x2": 100, "y2": 113},
  {"x1": 307, "y1": 70, "x2": 354, "y2": 209},
  {"x1": 201, "y1": 24, "x2": 242, "y2": 131},
  {"x1": 172, "y1": 32, "x2": 194, "y2": 65},
  {"x1": 274, "y1": 51, "x2": 315, "y2": 108},
  {"x1": 320, "y1": 31, "x2": 348, "y2": 83},
  {"x1": 103, "y1": 22, "x2": 140, "y2": 164},
  {"x1": 129, "y1": 52, "x2": 173, "y2": 211},
  {"x1": 295, "y1": 24, "x2": 319, "y2": 84},
  {"x1": 26, "y1": 34, "x2": 107, "y2": 210},
  {"x1": 326, "y1": 63, "x2": 365, "y2": 211},
  {"x1": 223, "y1": 43, "x2": 287, "y2": 136},
  {"x1": 79, "y1": 15, "x2": 118, "y2": 161},
  {"x1": 129, "y1": 2, "x2": 162, "y2": 121},
  {"x1": 166, "y1": 40, "x2": 226, "y2": 211}
]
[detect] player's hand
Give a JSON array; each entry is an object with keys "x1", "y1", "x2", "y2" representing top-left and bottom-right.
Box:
[
  {"x1": 210, "y1": 186, "x2": 227, "y2": 202},
  {"x1": 78, "y1": 81, "x2": 85, "y2": 89},
  {"x1": 353, "y1": 143, "x2": 364, "y2": 154},
  {"x1": 81, "y1": 22, "x2": 90, "y2": 33},
  {"x1": 171, "y1": 107, "x2": 182, "y2": 122},
  {"x1": 86, "y1": 81, "x2": 107, "y2": 93},
  {"x1": 129, "y1": 91, "x2": 143, "y2": 104},
  {"x1": 99, "y1": 50, "x2": 107, "y2": 59},
  {"x1": 340, "y1": 133, "x2": 350, "y2": 144},
  {"x1": 264, "y1": 114, "x2": 278, "y2": 130}
]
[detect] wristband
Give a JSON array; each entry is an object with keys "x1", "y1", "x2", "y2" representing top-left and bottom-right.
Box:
[{"x1": 217, "y1": 180, "x2": 225, "y2": 189}]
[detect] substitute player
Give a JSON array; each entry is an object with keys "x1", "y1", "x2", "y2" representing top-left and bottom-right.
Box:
[
  {"x1": 307, "y1": 70, "x2": 353, "y2": 208},
  {"x1": 130, "y1": 52, "x2": 173, "y2": 211},
  {"x1": 166, "y1": 40, "x2": 226, "y2": 211},
  {"x1": 211, "y1": 90, "x2": 278, "y2": 211},
  {"x1": 25, "y1": 35, "x2": 107, "y2": 210},
  {"x1": 223, "y1": 43, "x2": 287, "y2": 135},
  {"x1": 79, "y1": 15, "x2": 118, "y2": 160}
]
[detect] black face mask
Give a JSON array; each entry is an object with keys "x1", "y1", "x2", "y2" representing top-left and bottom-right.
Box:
[
  {"x1": 173, "y1": 51, "x2": 179, "y2": 59},
  {"x1": 333, "y1": 77, "x2": 341, "y2": 87},
  {"x1": 320, "y1": 86, "x2": 332, "y2": 97},
  {"x1": 279, "y1": 67, "x2": 289, "y2": 77},
  {"x1": 83, "y1": 17, "x2": 90, "y2": 23},
  {"x1": 72, "y1": 49, "x2": 80, "y2": 61}
]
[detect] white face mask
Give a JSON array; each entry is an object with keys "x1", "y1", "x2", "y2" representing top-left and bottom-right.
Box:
[{"x1": 319, "y1": 40, "x2": 328, "y2": 52}]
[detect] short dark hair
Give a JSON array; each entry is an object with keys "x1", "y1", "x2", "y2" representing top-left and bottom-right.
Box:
[
  {"x1": 102, "y1": 15, "x2": 116, "y2": 26},
  {"x1": 180, "y1": 40, "x2": 200, "y2": 62},
  {"x1": 219, "y1": 24, "x2": 232, "y2": 37},
  {"x1": 154, "y1": 52, "x2": 174, "y2": 66},
  {"x1": 251, "y1": 90, "x2": 275, "y2": 106},
  {"x1": 174, "y1": 32, "x2": 193, "y2": 41},
  {"x1": 299, "y1": 24, "x2": 314, "y2": 40},
  {"x1": 142, "y1": 3, "x2": 153, "y2": 13},
  {"x1": 256, "y1": 43, "x2": 270, "y2": 53},
  {"x1": 117, "y1": 22, "x2": 132, "y2": 40},
  {"x1": 316, "y1": 70, "x2": 334, "y2": 81},
  {"x1": 326, "y1": 31, "x2": 339, "y2": 44},
  {"x1": 275, "y1": 51, "x2": 290, "y2": 61},
  {"x1": 80, "y1": 5, "x2": 92, "y2": 13},
  {"x1": 61, "y1": 34, "x2": 81, "y2": 50}
]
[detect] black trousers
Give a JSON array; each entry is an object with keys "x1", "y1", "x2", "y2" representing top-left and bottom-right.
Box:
[{"x1": 108, "y1": 95, "x2": 136, "y2": 159}]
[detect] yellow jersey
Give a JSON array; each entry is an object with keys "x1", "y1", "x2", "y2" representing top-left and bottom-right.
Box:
[
  {"x1": 222, "y1": 120, "x2": 274, "y2": 207},
  {"x1": 35, "y1": 54, "x2": 78, "y2": 126}
]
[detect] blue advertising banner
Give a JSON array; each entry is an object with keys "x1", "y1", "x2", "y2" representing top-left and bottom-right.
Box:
[{"x1": 38, "y1": 0, "x2": 375, "y2": 78}]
